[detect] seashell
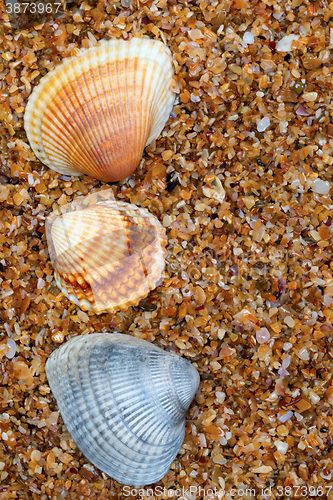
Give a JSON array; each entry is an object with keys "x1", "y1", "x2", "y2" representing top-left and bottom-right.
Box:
[
  {"x1": 275, "y1": 88, "x2": 298, "y2": 103},
  {"x1": 24, "y1": 38, "x2": 175, "y2": 182},
  {"x1": 45, "y1": 190, "x2": 166, "y2": 314},
  {"x1": 45, "y1": 333, "x2": 200, "y2": 486}
]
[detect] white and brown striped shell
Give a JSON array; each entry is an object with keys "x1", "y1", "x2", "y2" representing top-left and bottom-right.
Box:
[
  {"x1": 45, "y1": 333, "x2": 200, "y2": 486},
  {"x1": 45, "y1": 191, "x2": 166, "y2": 314},
  {"x1": 24, "y1": 37, "x2": 176, "y2": 182}
]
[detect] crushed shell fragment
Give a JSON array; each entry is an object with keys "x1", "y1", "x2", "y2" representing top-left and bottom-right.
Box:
[{"x1": 202, "y1": 175, "x2": 225, "y2": 203}]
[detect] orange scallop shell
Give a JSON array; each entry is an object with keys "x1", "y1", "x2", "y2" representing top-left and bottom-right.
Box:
[
  {"x1": 24, "y1": 38, "x2": 175, "y2": 182},
  {"x1": 45, "y1": 191, "x2": 166, "y2": 314}
]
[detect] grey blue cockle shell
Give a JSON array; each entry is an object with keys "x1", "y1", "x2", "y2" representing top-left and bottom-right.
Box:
[{"x1": 45, "y1": 333, "x2": 200, "y2": 486}]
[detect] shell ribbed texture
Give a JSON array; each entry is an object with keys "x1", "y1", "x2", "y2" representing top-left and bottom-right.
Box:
[
  {"x1": 24, "y1": 38, "x2": 175, "y2": 182},
  {"x1": 45, "y1": 199, "x2": 166, "y2": 314},
  {"x1": 45, "y1": 333, "x2": 200, "y2": 486}
]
